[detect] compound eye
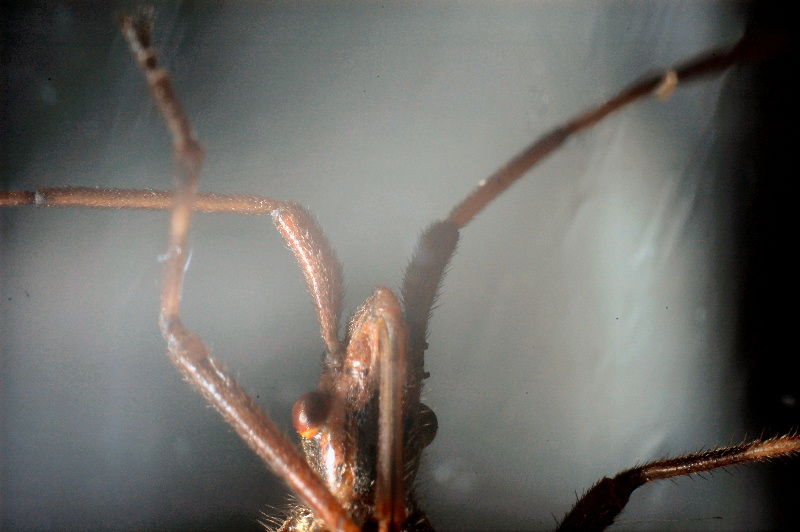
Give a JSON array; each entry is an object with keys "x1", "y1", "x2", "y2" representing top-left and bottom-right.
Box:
[
  {"x1": 292, "y1": 391, "x2": 331, "y2": 438},
  {"x1": 417, "y1": 403, "x2": 438, "y2": 449}
]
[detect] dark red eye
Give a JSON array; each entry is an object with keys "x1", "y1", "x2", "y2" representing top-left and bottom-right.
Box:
[{"x1": 292, "y1": 391, "x2": 331, "y2": 438}]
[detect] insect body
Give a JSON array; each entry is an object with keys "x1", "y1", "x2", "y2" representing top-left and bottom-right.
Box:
[{"x1": 2, "y1": 3, "x2": 797, "y2": 531}]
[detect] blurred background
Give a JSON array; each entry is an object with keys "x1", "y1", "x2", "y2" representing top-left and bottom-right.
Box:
[{"x1": 2, "y1": 2, "x2": 797, "y2": 530}]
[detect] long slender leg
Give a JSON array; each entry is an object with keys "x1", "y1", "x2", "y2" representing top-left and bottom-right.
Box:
[
  {"x1": 2, "y1": 31, "x2": 784, "y2": 225},
  {"x1": 2, "y1": 30, "x2": 785, "y2": 409},
  {"x1": 374, "y1": 300, "x2": 410, "y2": 532},
  {"x1": 0, "y1": 32, "x2": 771, "y2": 216},
  {"x1": 392, "y1": 29, "x2": 797, "y2": 532},
  {"x1": 7, "y1": 183, "x2": 347, "y2": 358},
  {"x1": 33, "y1": 187, "x2": 282, "y2": 213},
  {"x1": 394, "y1": 30, "x2": 790, "y2": 381},
  {"x1": 446, "y1": 29, "x2": 787, "y2": 229},
  {"x1": 400, "y1": 222, "x2": 459, "y2": 396},
  {"x1": 2, "y1": 31, "x2": 787, "y2": 391},
  {"x1": 557, "y1": 434, "x2": 800, "y2": 532},
  {"x1": 271, "y1": 204, "x2": 344, "y2": 362},
  {"x1": 120, "y1": 14, "x2": 356, "y2": 532},
  {"x1": 0, "y1": 30, "x2": 792, "y2": 529}
]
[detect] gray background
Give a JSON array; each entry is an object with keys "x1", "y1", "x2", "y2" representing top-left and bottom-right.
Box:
[{"x1": 2, "y1": 2, "x2": 796, "y2": 530}]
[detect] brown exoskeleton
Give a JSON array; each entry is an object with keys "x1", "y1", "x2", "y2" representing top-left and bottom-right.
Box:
[{"x1": 2, "y1": 3, "x2": 797, "y2": 531}]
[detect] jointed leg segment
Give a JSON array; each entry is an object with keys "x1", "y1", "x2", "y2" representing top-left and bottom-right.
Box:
[
  {"x1": 0, "y1": 19, "x2": 795, "y2": 531},
  {"x1": 120, "y1": 13, "x2": 357, "y2": 532},
  {"x1": 558, "y1": 434, "x2": 800, "y2": 532}
]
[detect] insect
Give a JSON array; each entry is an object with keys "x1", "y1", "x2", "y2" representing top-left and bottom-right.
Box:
[{"x1": 2, "y1": 3, "x2": 797, "y2": 531}]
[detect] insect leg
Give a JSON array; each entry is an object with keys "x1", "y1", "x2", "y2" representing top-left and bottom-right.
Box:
[
  {"x1": 447, "y1": 30, "x2": 787, "y2": 229},
  {"x1": 557, "y1": 434, "x2": 800, "y2": 532},
  {"x1": 120, "y1": 13, "x2": 356, "y2": 532}
]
